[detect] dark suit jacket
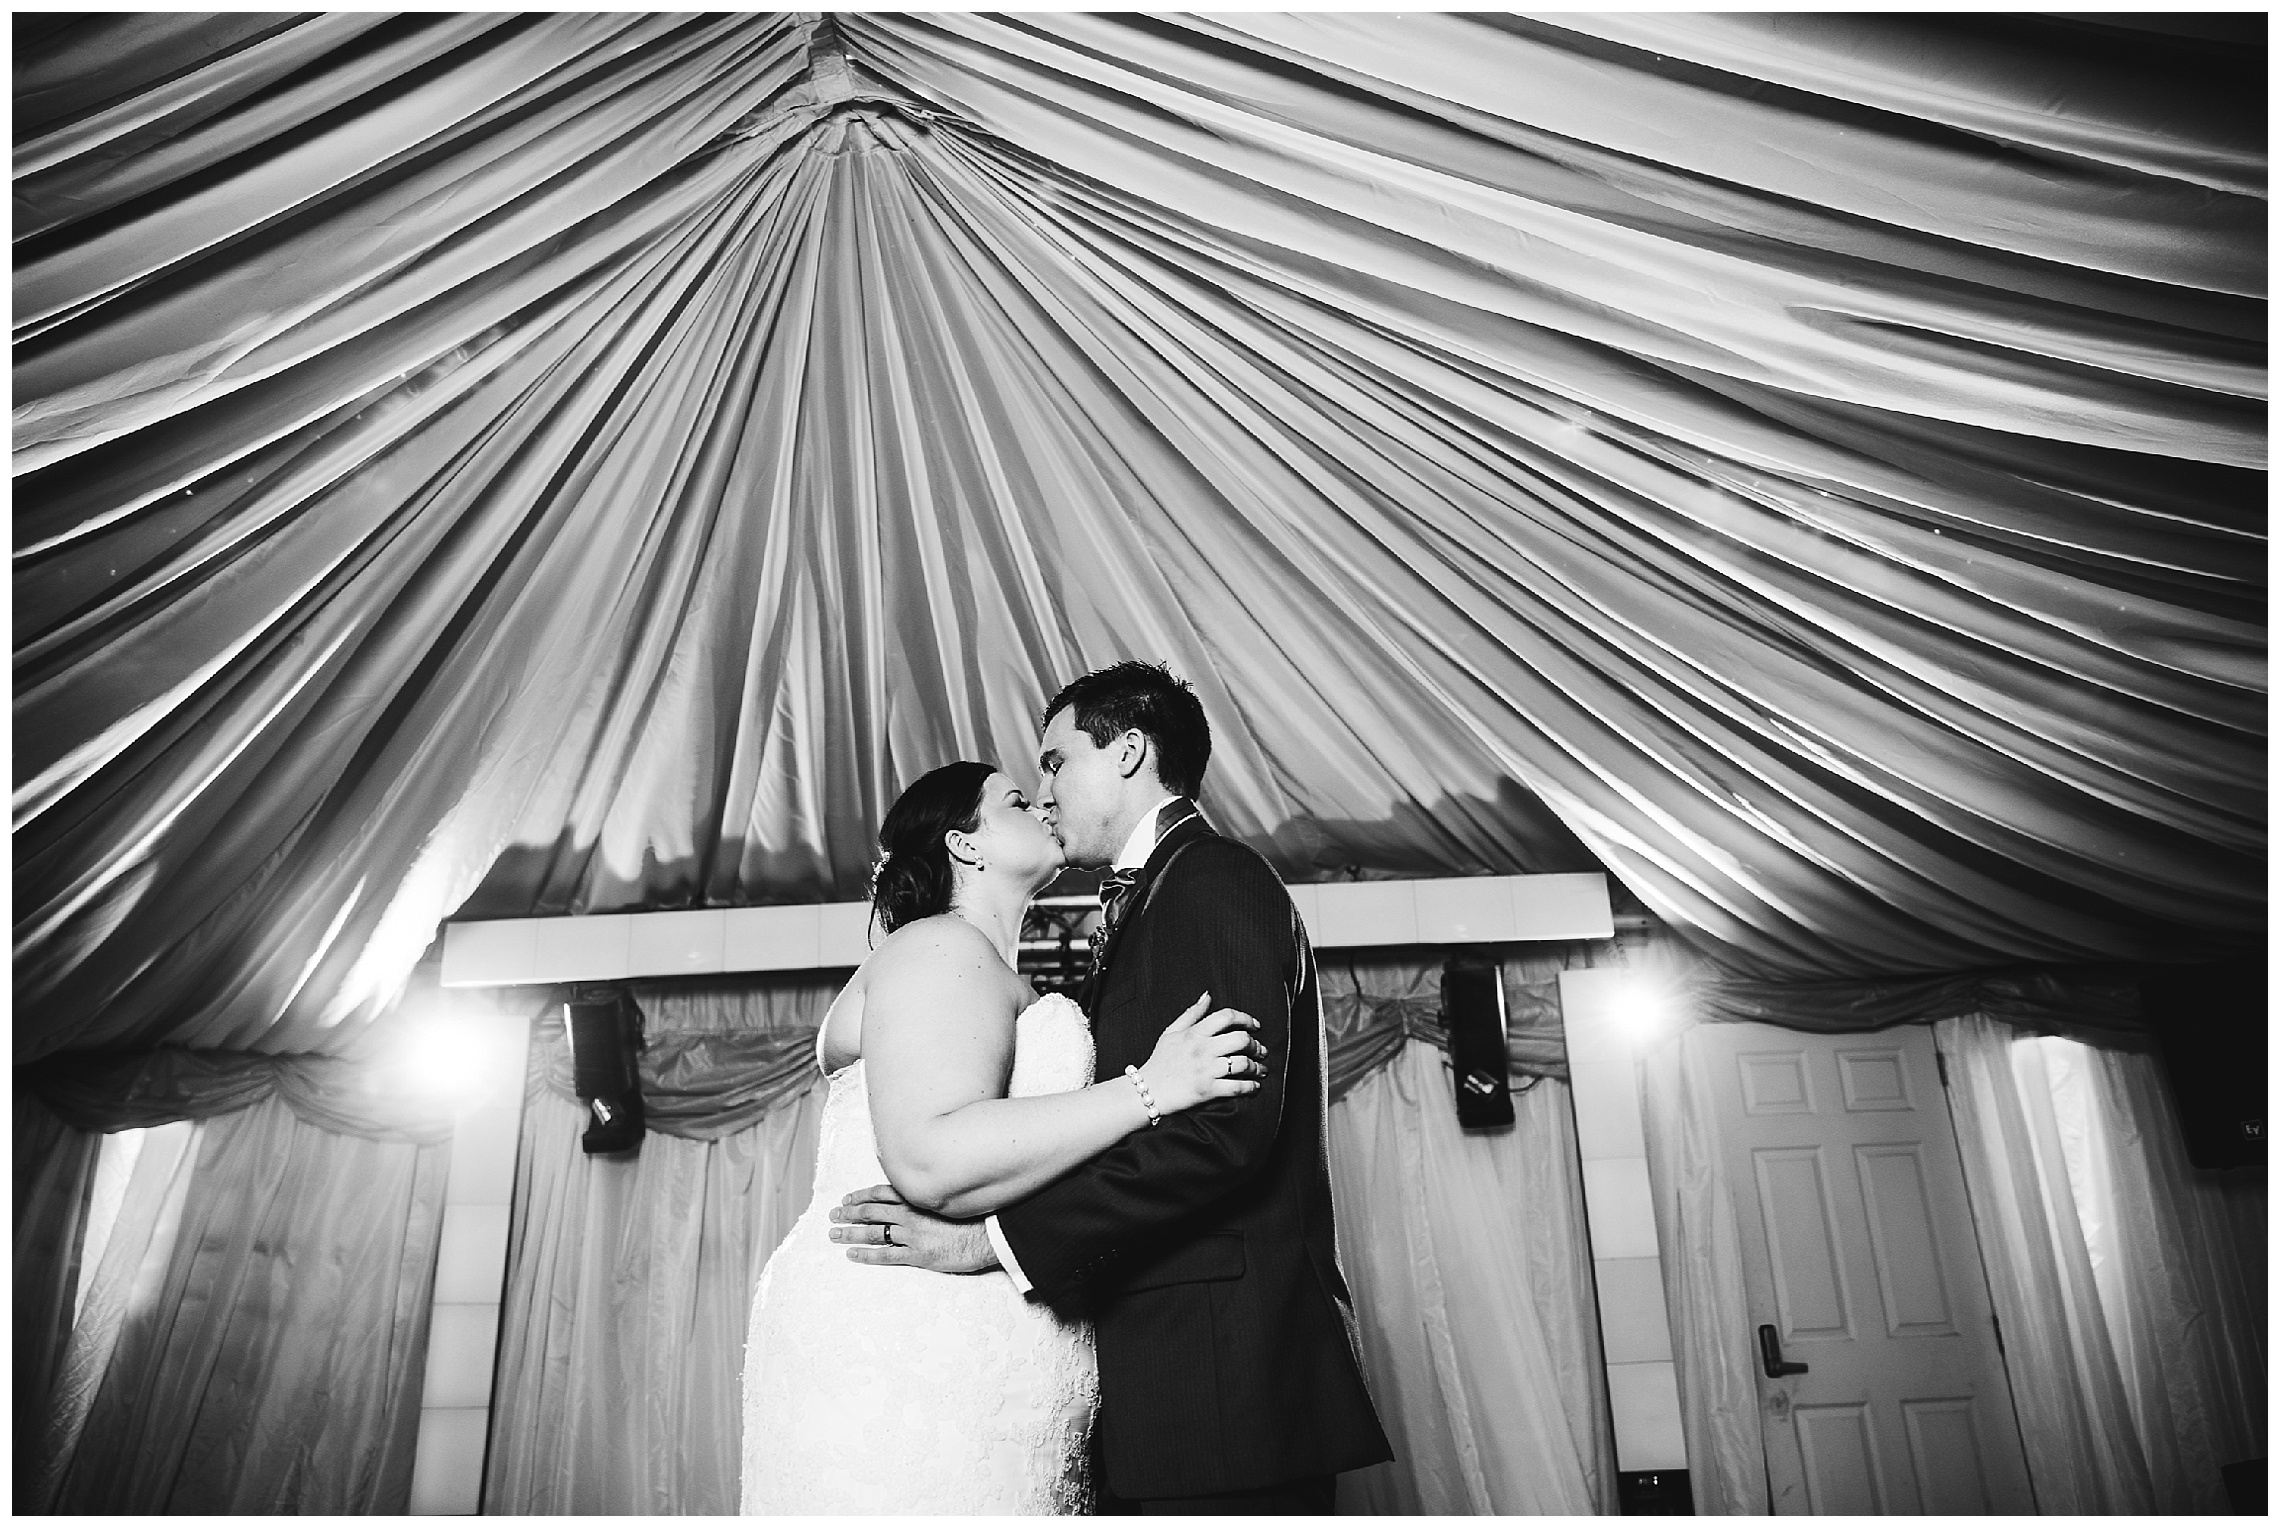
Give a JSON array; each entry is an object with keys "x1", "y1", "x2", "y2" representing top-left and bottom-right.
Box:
[{"x1": 995, "y1": 809, "x2": 1393, "y2": 1499}]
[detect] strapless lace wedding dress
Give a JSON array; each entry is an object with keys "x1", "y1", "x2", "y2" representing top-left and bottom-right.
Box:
[{"x1": 740, "y1": 994, "x2": 1099, "y2": 1515}]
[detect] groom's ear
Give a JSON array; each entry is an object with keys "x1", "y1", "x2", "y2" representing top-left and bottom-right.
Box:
[{"x1": 1114, "y1": 728, "x2": 1150, "y2": 781}]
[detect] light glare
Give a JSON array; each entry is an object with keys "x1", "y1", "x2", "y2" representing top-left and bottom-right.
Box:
[
  {"x1": 1609, "y1": 978, "x2": 1677, "y2": 1046},
  {"x1": 364, "y1": 1000, "x2": 519, "y2": 1108}
]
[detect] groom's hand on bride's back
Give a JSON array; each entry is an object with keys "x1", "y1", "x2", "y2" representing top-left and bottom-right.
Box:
[{"x1": 831, "y1": 1185, "x2": 1001, "y2": 1273}]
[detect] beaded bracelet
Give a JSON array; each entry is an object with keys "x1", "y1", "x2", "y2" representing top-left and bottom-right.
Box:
[{"x1": 1123, "y1": 1065, "x2": 1162, "y2": 1127}]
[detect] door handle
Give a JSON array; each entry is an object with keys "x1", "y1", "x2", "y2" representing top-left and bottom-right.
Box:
[{"x1": 1758, "y1": 1324, "x2": 1809, "y2": 1378}]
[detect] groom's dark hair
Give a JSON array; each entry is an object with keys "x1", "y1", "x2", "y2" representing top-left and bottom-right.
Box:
[{"x1": 1042, "y1": 662, "x2": 1212, "y2": 798}]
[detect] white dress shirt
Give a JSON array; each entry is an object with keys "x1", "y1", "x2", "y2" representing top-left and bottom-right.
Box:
[{"x1": 986, "y1": 795, "x2": 1184, "y2": 1290}]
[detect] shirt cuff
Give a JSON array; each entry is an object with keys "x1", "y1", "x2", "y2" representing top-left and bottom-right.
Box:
[{"x1": 985, "y1": 1215, "x2": 1033, "y2": 1294}]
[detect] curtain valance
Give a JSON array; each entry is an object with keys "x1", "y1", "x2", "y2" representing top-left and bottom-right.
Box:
[
  {"x1": 20, "y1": 1047, "x2": 454, "y2": 1144},
  {"x1": 508, "y1": 951, "x2": 1589, "y2": 1134},
  {"x1": 1696, "y1": 963, "x2": 2149, "y2": 1047},
  {"x1": 524, "y1": 973, "x2": 834, "y2": 1138},
  {"x1": 531, "y1": 1020, "x2": 824, "y2": 1140},
  {"x1": 1322, "y1": 956, "x2": 1570, "y2": 1099},
  {"x1": 14, "y1": 933, "x2": 2155, "y2": 1149}
]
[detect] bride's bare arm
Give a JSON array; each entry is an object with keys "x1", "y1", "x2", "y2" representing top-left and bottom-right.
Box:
[{"x1": 862, "y1": 919, "x2": 1261, "y2": 1220}]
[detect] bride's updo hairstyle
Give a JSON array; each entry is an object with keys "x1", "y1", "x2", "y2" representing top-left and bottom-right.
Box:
[{"x1": 871, "y1": 761, "x2": 997, "y2": 938}]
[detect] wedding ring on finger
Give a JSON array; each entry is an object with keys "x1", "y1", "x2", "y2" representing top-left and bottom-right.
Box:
[{"x1": 881, "y1": 1223, "x2": 897, "y2": 1246}]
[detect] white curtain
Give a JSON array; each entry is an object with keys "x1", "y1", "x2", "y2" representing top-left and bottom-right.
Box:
[
  {"x1": 26, "y1": 1120, "x2": 199, "y2": 1512},
  {"x1": 1637, "y1": 1024, "x2": 1768, "y2": 1514},
  {"x1": 1937, "y1": 1014, "x2": 2265, "y2": 1513},
  {"x1": 1327, "y1": 1039, "x2": 1615, "y2": 1514},
  {"x1": 486, "y1": 1027, "x2": 1615, "y2": 1512},
  {"x1": 474, "y1": 962, "x2": 1622, "y2": 1514},
  {"x1": 35, "y1": 1096, "x2": 446, "y2": 1513},
  {"x1": 485, "y1": 1077, "x2": 828, "y2": 1513}
]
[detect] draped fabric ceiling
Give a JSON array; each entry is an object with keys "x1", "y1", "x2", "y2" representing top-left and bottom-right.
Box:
[{"x1": 15, "y1": 12, "x2": 2264, "y2": 1062}]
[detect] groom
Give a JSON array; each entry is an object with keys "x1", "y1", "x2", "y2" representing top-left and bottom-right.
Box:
[{"x1": 832, "y1": 661, "x2": 1392, "y2": 1513}]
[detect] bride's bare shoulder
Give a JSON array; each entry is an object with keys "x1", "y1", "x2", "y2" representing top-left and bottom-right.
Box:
[
  {"x1": 864, "y1": 916, "x2": 1026, "y2": 1018},
  {"x1": 868, "y1": 913, "x2": 997, "y2": 972},
  {"x1": 826, "y1": 918, "x2": 1018, "y2": 1067}
]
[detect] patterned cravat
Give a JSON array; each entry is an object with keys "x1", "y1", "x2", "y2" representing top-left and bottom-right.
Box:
[
  {"x1": 1086, "y1": 799, "x2": 1200, "y2": 967},
  {"x1": 1097, "y1": 866, "x2": 1147, "y2": 932}
]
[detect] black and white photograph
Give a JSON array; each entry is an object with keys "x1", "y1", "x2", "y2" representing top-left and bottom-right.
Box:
[{"x1": 14, "y1": 10, "x2": 2265, "y2": 1517}]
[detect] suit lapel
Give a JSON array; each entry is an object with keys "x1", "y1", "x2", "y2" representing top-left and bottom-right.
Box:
[{"x1": 1081, "y1": 809, "x2": 1213, "y2": 1015}]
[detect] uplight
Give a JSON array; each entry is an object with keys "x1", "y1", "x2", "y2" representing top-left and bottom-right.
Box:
[{"x1": 1608, "y1": 978, "x2": 1677, "y2": 1046}]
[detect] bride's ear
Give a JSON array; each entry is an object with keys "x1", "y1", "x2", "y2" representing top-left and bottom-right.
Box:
[{"x1": 945, "y1": 829, "x2": 985, "y2": 872}]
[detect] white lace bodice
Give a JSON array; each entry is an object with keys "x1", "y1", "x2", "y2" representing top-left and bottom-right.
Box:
[{"x1": 741, "y1": 993, "x2": 1099, "y2": 1515}]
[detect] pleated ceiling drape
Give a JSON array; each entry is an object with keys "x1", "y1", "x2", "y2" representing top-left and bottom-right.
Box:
[{"x1": 14, "y1": 13, "x2": 2264, "y2": 1061}]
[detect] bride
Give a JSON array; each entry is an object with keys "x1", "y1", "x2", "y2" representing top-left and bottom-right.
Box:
[{"x1": 739, "y1": 761, "x2": 1265, "y2": 1514}]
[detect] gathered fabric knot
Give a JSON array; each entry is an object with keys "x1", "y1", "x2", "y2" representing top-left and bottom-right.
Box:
[
  {"x1": 1097, "y1": 866, "x2": 1146, "y2": 929},
  {"x1": 1081, "y1": 799, "x2": 1200, "y2": 981},
  {"x1": 1087, "y1": 867, "x2": 1145, "y2": 967}
]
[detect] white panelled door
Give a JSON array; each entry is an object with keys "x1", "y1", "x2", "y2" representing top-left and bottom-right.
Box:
[{"x1": 1693, "y1": 1023, "x2": 2034, "y2": 1514}]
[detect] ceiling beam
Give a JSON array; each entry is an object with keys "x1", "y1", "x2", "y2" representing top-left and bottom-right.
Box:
[{"x1": 439, "y1": 872, "x2": 1612, "y2": 987}]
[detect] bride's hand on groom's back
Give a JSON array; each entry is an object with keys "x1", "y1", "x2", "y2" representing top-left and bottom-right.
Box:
[{"x1": 1136, "y1": 991, "x2": 1268, "y2": 1116}]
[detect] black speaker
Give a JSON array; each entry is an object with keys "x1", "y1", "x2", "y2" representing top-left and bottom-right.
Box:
[
  {"x1": 2222, "y1": 1458, "x2": 2266, "y2": 1515},
  {"x1": 2141, "y1": 958, "x2": 2264, "y2": 1170},
  {"x1": 565, "y1": 988, "x2": 645, "y2": 1155},
  {"x1": 1443, "y1": 953, "x2": 1515, "y2": 1130},
  {"x1": 1617, "y1": 1469, "x2": 1695, "y2": 1515}
]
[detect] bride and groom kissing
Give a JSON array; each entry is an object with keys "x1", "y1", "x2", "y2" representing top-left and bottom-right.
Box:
[{"x1": 741, "y1": 661, "x2": 1393, "y2": 1514}]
